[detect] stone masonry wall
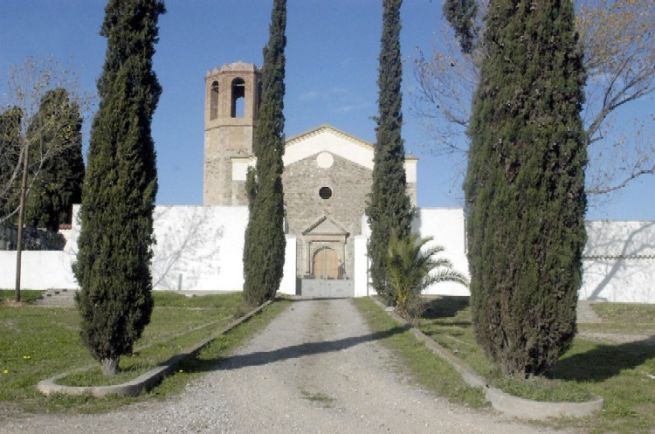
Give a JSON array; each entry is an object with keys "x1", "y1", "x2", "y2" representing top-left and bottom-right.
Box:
[
  {"x1": 204, "y1": 125, "x2": 254, "y2": 206},
  {"x1": 283, "y1": 153, "x2": 372, "y2": 278},
  {"x1": 203, "y1": 63, "x2": 259, "y2": 206}
]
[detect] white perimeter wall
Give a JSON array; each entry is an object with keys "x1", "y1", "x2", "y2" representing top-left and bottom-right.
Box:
[
  {"x1": 354, "y1": 209, "x2": 470, "y2": 297},
  {"x1": 1, "y1": 206, "x2": 654, "y2": 303},
  {"x1": 150, "y1": 206, "x2": 247, "y2": 291},
  {"x1": 0, "y1": 251, "x2": 77, "y2": 290},
  {"x1": 579, "y1": 221, "x2": 655, "y2": 303},
  {"x1": 355, "y1": 210, "x2": 655, "y2": 303},
  {"x1": 414, "y1": 208, "x2": 470, "y2": 296},
  {"x1": 0, "y1": 205, "x2": 295, "y2": 294}
]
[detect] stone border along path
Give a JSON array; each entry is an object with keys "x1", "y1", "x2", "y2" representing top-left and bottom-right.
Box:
[
  {"x1": 370, "y1": 297, "x2": 604, "y2": 420},
  {"x1": 3, "y1": 298, "x2": 557, "y2": 434},
  {"x1": 37, "y1": 300, "x2": 272, "y2": 398}
]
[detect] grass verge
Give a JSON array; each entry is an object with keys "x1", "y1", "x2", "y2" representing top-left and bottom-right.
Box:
[
  {"x1": 352, "y1": 297, "x2": 486, "y2": 409},
  {"x1": 419, "y1": 297, "x2": 591, "y2": 402},
  {"x1": 578, "y1": 302, "x2": 655, "y2": 336},
  {"x1": 0, "y1": 291, "x2": 289, "y2": 415},
  {"x1": 419, "y1": 296, "x2": 655, "y2": 434}
]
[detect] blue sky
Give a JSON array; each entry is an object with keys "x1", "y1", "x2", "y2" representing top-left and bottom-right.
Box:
[{"x1": 1, "y1": 0, "x2": 653, "y2": 220}]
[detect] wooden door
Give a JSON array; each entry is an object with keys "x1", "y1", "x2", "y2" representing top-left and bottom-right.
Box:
[{"x1": 313, "y1": 248, "x2": 339, "y2": 279}]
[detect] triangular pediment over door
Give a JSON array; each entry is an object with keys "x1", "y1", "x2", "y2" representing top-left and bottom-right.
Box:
[{"x1": 302, "y1": 215, "x2": 349, "y2": 237}]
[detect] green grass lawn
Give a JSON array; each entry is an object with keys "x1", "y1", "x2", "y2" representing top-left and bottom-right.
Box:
[
  {"x1": 578, "y1": 302, "x2": 655, "y2": 336},
  {"x1": 418, "y1": 297, "x2": 655, "y2": 434},
  {"x1": 0, "y1": 291, "x2": 289, "y2": 414},
  {"x1": 352, "y1": 297, "x2": 487, "y2": 409}
]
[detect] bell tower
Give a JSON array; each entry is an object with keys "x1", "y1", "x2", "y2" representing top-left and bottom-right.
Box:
[{"x1": 203, "y1": 62, "x2": 260, "y2": 205}]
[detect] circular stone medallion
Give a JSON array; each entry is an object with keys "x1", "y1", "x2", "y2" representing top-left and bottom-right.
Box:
[{"x1": 316, "y1": 152, "x2": 334, "y2": 169}]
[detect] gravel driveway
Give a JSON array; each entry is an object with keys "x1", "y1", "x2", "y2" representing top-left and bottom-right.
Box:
[{"x1": 1, "y1": 299, "x2": 559, "y2": 433}]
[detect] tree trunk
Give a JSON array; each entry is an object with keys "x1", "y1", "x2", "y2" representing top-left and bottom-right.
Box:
[
  {"x1": 15, "y1": 139, "x2": 30, "y2": 303},
  {"x1": 101, "y1": 357, "x2": 119, "y2": 376}
]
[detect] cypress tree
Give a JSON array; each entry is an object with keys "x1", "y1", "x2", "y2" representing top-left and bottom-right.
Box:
[
  {"x1": 0, "y1": 107, "x2": 23, "y2": 219},
  {"x1": 24, "y1": 88, "x2": 84, "y2": 231},
  {"x1": 442, "y1": 0, "x2": 478, "y2": 53},
  {"x1": 245, "y1": 166, "x2": 257, "y2": 213},
  {"x1": 366, "y1": 0, "x2": 413, "y2": 304},
  {"x1": 74, "y1": 0, "x2": 164, "y2": 376},
  {"x1": 242, "y1": 0, "x2": 287, "y2": 306},
  {"x1": 464, "y1": 0, "x2": 587, "y2": 376}
]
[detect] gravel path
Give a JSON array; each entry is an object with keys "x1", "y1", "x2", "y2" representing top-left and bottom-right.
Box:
[{"x1": 1, "y1": 299, "x2": 560, "y2": 433}]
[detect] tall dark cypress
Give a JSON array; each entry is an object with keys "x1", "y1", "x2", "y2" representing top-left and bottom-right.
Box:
[
  {"x1": 25, "y1": 88, "x2": 84, "y2": 231},
  {"x1": 442, "y1": 0, "x2": 478, "y2": 53},
  {"x1": 242, "y1": 0, "x2": 287, "y2": 306},
  {"x1": 74, "y1": 0, "x2": 164, "y2": 376},
  {"x1": 367, "y1": 0, "x2": 413, "y2": 304},
  {"x1": 0, "y1": 107, "x2": 23, "y2": 219},
  {"x1": 465, "y1": 0, "x2": 587, "y2": 376}
]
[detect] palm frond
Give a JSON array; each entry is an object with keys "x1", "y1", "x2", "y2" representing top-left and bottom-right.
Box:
[{"x1": 387, "y1": 231, "x2": 468, "y2": 320}]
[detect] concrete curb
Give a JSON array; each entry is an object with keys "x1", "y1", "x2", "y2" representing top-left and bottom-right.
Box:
[
  {"x1": 484, "y1": 386, "x2": 604, "y2": 420},
  {"x1": 37, "y1": 300, "x2": 273, "y2": 398},
  {"x1": 369, "y1": 297, "x2": 603, "y2": 420}
]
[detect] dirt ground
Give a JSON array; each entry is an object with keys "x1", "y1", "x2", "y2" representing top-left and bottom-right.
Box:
[{"x1": 0, "y1": 299, "x2": 561, "y2": 433}]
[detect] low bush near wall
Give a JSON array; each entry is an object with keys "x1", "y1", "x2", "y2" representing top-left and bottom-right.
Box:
[
  {"x1": 0, "y1": 290, "x2": 45, "y2": 304},
  {"x1": 0, "y1": 224, "x2": 66, "y2": 250},
  {"x1": 418, "y1": 297, "x2": 655, "y2": 433}
]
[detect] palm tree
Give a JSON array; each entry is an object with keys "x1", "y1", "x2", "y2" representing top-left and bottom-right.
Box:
[{"x1": 387, "y1": 232, "x2": 468, "y2": 320}]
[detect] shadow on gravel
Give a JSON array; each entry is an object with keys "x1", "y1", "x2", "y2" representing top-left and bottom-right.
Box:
[{"x1": 189, "y1": 325, "x2": 409, "y2": 372}]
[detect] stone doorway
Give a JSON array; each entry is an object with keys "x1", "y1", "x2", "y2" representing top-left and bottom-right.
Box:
[
  {"x1": 312, "y1": 247, "x2": 340, "y2": 279},
  {"x1": 300, "y1": 215, "x2": 350, "y2": 281}
]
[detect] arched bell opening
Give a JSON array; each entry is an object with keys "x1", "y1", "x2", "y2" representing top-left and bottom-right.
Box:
[{"x1": 231, "y1": 77, "x2": 246, "y2": 118}]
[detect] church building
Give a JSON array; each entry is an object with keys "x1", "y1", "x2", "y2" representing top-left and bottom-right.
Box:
[
  {"x1": 1, "y1": 62, "x2": 650, "y2": 304},
  {"x1": 202, "y1": 62, "x2": 417, "y2": 286}
]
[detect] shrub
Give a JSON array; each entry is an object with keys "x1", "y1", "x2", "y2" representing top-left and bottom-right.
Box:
[{"x1": 387, "y1": 232, "x2": 467, "y2": 321}]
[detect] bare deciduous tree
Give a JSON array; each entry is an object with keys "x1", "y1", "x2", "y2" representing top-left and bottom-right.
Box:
[
  {"x1": 0, "y1": 58, "x2": 91, "y2": 225},
  {"x1": 0, "y1": 58, "x2": 90, "y2": 302},
  {"x1": 413, "y1": 0, "x2": 655, "y2": 198}
]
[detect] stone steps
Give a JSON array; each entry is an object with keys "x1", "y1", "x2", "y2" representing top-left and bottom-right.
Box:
[{"x1": 299, "y1": 279, "x2": 353, "y2": 298}]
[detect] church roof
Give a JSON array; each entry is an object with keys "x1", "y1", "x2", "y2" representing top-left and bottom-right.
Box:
[
  {"x1": 231, "y1": 124, "x2": 418, "y2": 182},
  {"x1": 286, "y1": 124, "x2": 372, "y2": 149},
  {"x1": 206, "y1": 61, "x2": 258, "y2": 77},
  {"x1": 283, "y1": 124, "x2": 417, "y2": 170},
  {"x1": 285, "y1": 124, "x2": 417, "y2": 160}
]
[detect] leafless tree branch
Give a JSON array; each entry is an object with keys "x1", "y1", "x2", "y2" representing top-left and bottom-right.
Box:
[{"x1": 413, "y1": 0, "x2": 655, "y2": 199}]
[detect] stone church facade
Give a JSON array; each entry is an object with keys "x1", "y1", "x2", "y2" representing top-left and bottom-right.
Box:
[{"x1": 203, "y1": 62, "x2": 417, "y2": 284}]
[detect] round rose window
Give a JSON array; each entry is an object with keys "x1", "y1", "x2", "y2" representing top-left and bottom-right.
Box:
[{"x1": 319, "y1": 186, "x2": 332, "y2": 199}]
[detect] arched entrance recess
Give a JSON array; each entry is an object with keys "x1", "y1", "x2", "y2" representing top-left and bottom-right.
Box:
[{"x1": 312, "y1": 247, "x2": 340, "y2": 279}]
